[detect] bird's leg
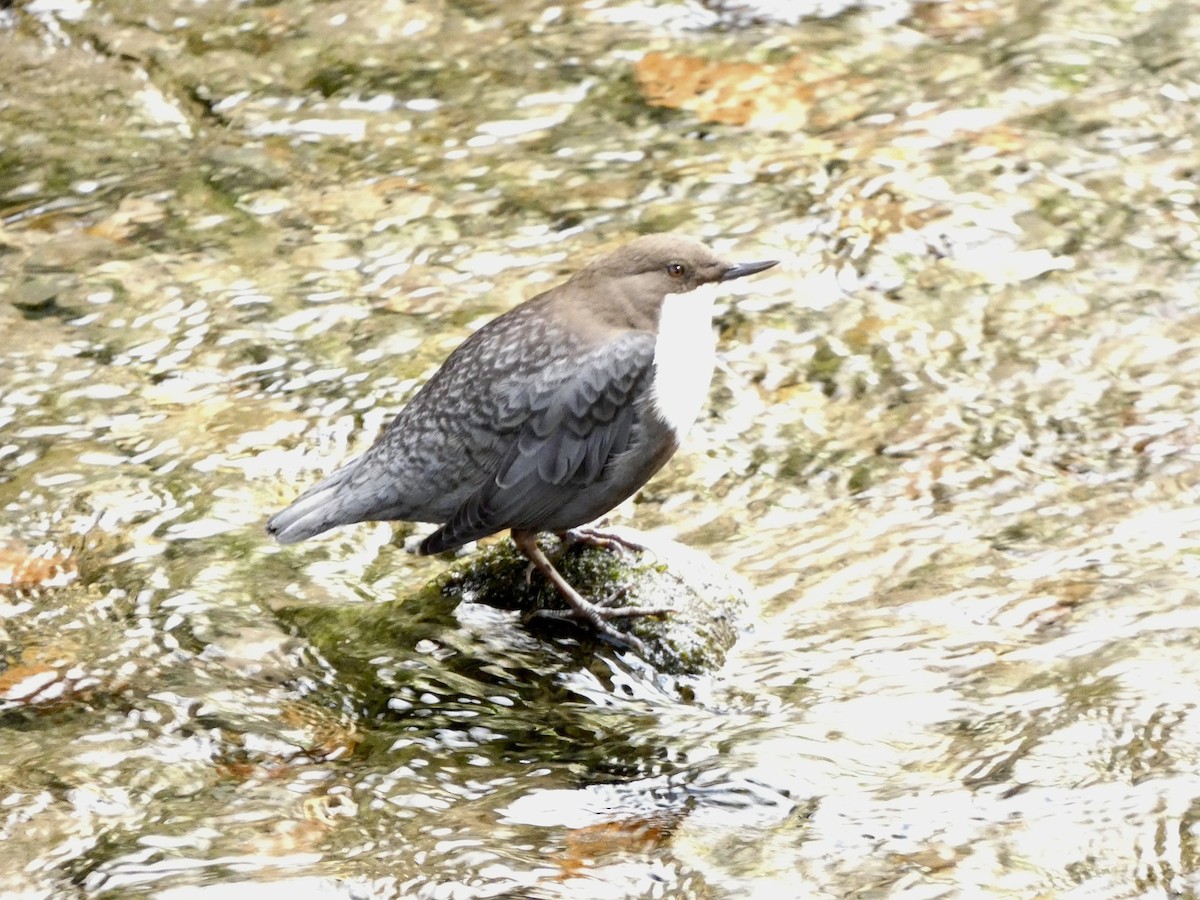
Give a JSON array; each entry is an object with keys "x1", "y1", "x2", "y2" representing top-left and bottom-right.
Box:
[
  {"x1": 512, "y1": 531, "x2": 667, "y2": 654},
  {"x1": 557, "y1": 525, "x2": 649, "y2": 558}
]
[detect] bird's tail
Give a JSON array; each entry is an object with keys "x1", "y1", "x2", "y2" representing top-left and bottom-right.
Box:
[{"x1": 266, "y1": 461, "x2": 371, "y2": 544}]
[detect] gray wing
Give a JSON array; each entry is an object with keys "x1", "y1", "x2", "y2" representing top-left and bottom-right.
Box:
[{"x1": 420, "y1": 331, "x2": 656, "y2": 553}]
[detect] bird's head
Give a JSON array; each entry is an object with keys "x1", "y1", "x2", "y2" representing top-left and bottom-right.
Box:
[{"x1": 572, "y1": 233, "x2": 778, "y2": 328}]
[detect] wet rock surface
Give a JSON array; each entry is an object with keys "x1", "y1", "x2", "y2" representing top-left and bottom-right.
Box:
[{"x1": 434, "y1": 531, "x2": 752, "y2": 674}]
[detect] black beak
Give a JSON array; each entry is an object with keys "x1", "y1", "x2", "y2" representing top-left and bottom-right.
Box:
[{"x1": 721, "y1": 259, "x2": 779, "y2": 281}]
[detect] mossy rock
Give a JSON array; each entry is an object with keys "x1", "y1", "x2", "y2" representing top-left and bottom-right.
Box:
[{"x1": 427, "y1": 528, "x2": 752, "y2": 676}]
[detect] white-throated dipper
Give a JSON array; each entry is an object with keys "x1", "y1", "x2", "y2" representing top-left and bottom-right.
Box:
[{"x1": 267, "y1": 234, "x2": 777, "y2": 651}]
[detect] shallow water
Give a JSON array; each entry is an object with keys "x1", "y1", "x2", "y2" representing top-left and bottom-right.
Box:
[{"x1": 2, "y1": 0, "x2": 1200, "y2": 897}]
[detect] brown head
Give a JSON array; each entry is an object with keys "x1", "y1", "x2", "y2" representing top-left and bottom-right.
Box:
[{"x1": 563, "y1": 234, "x2": 778, "y2": 330}]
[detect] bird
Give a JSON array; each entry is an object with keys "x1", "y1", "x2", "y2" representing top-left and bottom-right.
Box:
[{"x1": 267, "y1": 233, "x2": 778, "y2": 652}]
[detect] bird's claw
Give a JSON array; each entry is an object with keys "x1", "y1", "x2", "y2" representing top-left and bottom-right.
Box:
[
  {"x1": 527, "y1": 607, "x2": 652, "y2": 655},
  {"x1": 558, "y1": 526, "x2": 650, "y2": 560},
  {"x1": 528, "y1": 595, "x2": 671, "y2": 655}
]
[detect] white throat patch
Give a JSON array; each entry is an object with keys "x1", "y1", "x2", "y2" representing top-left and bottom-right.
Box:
[{"x1": 651, "y1": 282, "x2": 720, "y2": 438}]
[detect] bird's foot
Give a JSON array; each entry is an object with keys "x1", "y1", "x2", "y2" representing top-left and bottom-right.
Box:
[
  {"x1": 557, "y1": 526, "x2": 649, "y2": 558},
  {"x1": 513, "y1": 530, "x2": 669, "y2": 656},
  {"x1": 530, "y1": 596, "x2": 671, "y2": 623},
  {"x1": 528, "y1": 586, "x2": 672, "y2": 656},
  {"x1": 528, "y1": 600, "x2": 668, "y2": 655}
]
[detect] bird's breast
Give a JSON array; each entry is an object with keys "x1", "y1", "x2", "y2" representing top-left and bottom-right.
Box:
[{"x1": 649, "y1": 285, "x2": 718, "y2": 438}]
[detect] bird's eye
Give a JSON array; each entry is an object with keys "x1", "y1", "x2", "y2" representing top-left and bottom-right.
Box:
[{"x1": 666, "y1": 262, "x2": 686, "y2": 278}]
